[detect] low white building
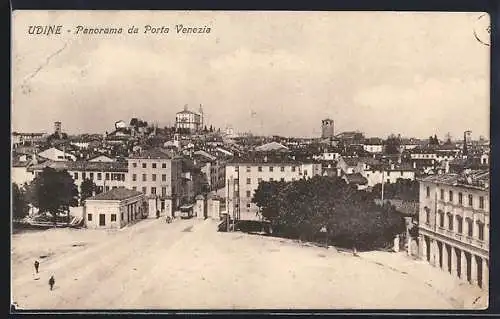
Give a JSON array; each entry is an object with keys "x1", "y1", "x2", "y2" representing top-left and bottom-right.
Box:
[
  {"x1": 70, "y1": 141, "x2": 90, "y2": 149},
  {"x1": 315, "y1": 152, "x2": 341, "y2": 161},
  {"x1": 361, "y1": 164, "x2": 416, "y2": 187},
  {"x1": 84, "y1": 187, "x2": 147, "y2": 229},
  {"x1": 12, "y1": 158, "x2": 36, "y2": 188},
  {"x1": 363, "y1": 138, "x2": 384, "y2": 154}
]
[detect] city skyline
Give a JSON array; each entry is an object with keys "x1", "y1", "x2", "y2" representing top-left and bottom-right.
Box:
[{"x1": 12, "y1": 11, "x2": 490, "y2": 139}]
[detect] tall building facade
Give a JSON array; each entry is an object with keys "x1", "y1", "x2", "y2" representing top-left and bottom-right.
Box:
[
  {"x1": 321, "y1": 119, "x2": 334, "y2": 139},
  {"x1": 418, "y1": 170, "x2": 489, "y2": 290},
  {"x1": 126, "y1": 149, "x2": 184, "y2": 211},
  {"x1": 225, "y1": 159, "x2": 322, "y2": 221}
]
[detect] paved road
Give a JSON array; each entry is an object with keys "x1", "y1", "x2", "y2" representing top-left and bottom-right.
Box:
[
  {"x1": 12, "y1": 217, "x2": 464, "y2": 310},
  {"x1": 12, "y1": 218, "x2": 204, "y2": 309}
]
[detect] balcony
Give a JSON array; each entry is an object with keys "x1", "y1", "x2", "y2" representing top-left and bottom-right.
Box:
[
  {"x1": 437, "y1": 227, "x2": 446, "y2": 235},
  {"x1": 455, "y1": 233, "x2": 463, "y2": 241},
  {"x1": 464, "y1": 236, "x2": 474, "y2": 245},
  {"x1": 474, "y1": 239, "x2": 485, "y2": 249}
]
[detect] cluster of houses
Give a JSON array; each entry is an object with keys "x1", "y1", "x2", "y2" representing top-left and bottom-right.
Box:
[{"x1": 12, "y1": 114, "x2": 490, "y2": 291}]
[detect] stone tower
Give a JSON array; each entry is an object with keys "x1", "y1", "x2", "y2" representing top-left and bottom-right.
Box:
[{"x1": 321, "y1": 119, "x2": 334, "y2": 139}]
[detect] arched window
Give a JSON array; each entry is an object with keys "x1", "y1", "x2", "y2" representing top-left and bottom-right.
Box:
[
  {"x1": 456, "y1": 215, "x2": 463, "y2": 234},
  {"x1": 424, "y1": 207, "x2": 430, "y2": 224},
  {"x1": 447, "y1": 212, "x2": 453, "y2": 230},
  {"x1": 477, "y1": 220, "x2": 485, "y2": 241},
  {"x1": 466, "y1": 217, "x2": 473, "y2": 237},
  {"x1": 438, "y1": 210, "x2": 444, "y2": 228}
]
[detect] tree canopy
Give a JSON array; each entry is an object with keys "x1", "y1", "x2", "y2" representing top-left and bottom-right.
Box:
[
  {"x1": 25, "y1": 167, "x2": 79, "y2": 219},
  {"x1": 429, "y1": 134, "x2": 439, "y2": 146},
  {"x1": 384, "y1": 134, "x2": 401, "y2": 154},
  {"x1": 80, "y1": 178, "x2": 96, "y2": 205},
  {"x1": 12, "y1": 183, "x2": 29, "y2": 219},
  {"x1": 371, "y1": 178, "x2": 419, "y2": 202},
  {"x1": 252, "y1": 176, "x2": 405, "y2": 250}
]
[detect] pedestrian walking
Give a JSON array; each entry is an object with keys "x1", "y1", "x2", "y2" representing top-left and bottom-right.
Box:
[
  {"x1": 48, "y1": 275, "x2": 55, "y2": 291},
  {"x1": 34, "y1": 260, "x2": 39, "y2": 274},
  {"x1": 156, "y1": 210, "x2": 160, "y2": 219}
]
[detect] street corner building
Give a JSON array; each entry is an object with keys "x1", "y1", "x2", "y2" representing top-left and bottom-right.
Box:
[
  {"x1": 418, "y1": 170, "x2": 489, "y2": 290},
  {"x1": 84, "y1": 187, "x2": 147, "y2": 229}
]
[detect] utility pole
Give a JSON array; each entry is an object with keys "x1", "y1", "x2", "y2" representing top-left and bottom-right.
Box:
[{"x1": 381, "y1": 170, "x2": 385, "y2": 202}]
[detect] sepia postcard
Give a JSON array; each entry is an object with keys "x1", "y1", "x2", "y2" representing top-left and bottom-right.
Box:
[{"x1": 11, "y1": 10, "x2": 490, "y2": 311}]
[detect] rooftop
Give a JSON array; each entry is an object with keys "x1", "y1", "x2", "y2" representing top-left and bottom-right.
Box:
[
  {"x1": 176, "y1": 110, "x2": 199, "y2": 115},
  {"x1": 254, "y1": 142, "x2": 289, "y2": 152},
  {"x1": 129, "y1": 148, "x2": 174, "y2": 160},
  {"x1": 418, "y1": 170, "x2": 489, "y2": 190},
  {"x1": 86, "y1": 187, "x2": 143, "y2": 201},
  {"x1": 343, "y1": 173, "x2": 368, "y2": 185},
  {"x1": 364, "y1": 138, "x2": 384, "y2": 145},
  {"x1": 228, "y1": 156, "x2": 317, "y2": 165},
  {"x1": 28, "y1": 160, "x2": 128, "y2": 172}
]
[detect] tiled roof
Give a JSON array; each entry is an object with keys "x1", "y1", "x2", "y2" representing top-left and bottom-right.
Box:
[
  {"x1": 27, "y1": 160, "x2": 128, "y2": 172},
  {"x1": 341, "y1": 157, "x2": 360, "y2": 166},
  {"x1": 228, "y1": 157, "x2": 312, "y2": 165},
  {"x1": 344, "y1": 173, "x2": 368, "y2": 185},
  {"x1": 12, "y1": 160, "x2": 29, "y2": 167},
  {"x1": 194, "y1": 150, "x2": 217, "y2": 161},
  {"x1": 176, "y1": 110, "x2": 198, "y2": 115},
  {"x1": 255, "y1": 142, "x2": 289, "y2": 152},
  {"x1": 358, "y1": 157, "x2": 382, "y2": 166},
  {"x1": 129, "y1": 148, "x2": 173, "y2": 159},
  {"x1": 12, "y1": 132, "x2": 45, "y2": 137},
  {"x1": 418, "y1": 170, "x2": 489, "y2": 190},
  {"x1": 86, "y1": 187, "x2": 142, "y2": 201},
  {"x1": 363, "y1": 138, "x2": 383, "y2": 145}
]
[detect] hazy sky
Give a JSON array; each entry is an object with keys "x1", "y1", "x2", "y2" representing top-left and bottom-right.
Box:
[{"x1": 12, "y1": 11, "x2": 490, "y2": 139}]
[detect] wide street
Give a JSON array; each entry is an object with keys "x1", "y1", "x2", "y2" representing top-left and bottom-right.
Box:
[{"x1": 11, "y1": 217, "x2": 486, "y2": 310}]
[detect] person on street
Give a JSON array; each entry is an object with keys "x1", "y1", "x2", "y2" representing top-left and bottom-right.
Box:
[
  {"x1": 34, "y1": 260, "x2": 39, "y2": 274},
  {"x1": 156, "y1": 210, "x2": 160, "y2": 219},
  {"x1": 48, "y1": 275, "x2": 55, "y2": 291}
]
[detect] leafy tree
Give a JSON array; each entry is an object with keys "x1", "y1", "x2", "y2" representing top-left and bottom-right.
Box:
[
  {"x1": 12, "y1": 183, "x2": 29, "y2": 219},
  {"x1": 130, "y1": 118, "x2": 139, "y2": 127},
  {"x1": 25, "y1": 167, "x2": 79, "y2": 224},
  {"x1": 384, "y1": 134, "x2": 401, "y2": 154},
  {"x1": 429, "y1": 135, "x2": 439, "y2": 146},
  {"x1": 371, "y1": 179, "x2": 419, "y2": 201},
  {"x1": 254, "y1": 176, "x2": 405, "y2": 250},
  {"x1": 251, "y1": 180, "x2": 286, "y2": 222},
  {"x1": 80, "y1": 178, "x2": 96, "y2": 205}
]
